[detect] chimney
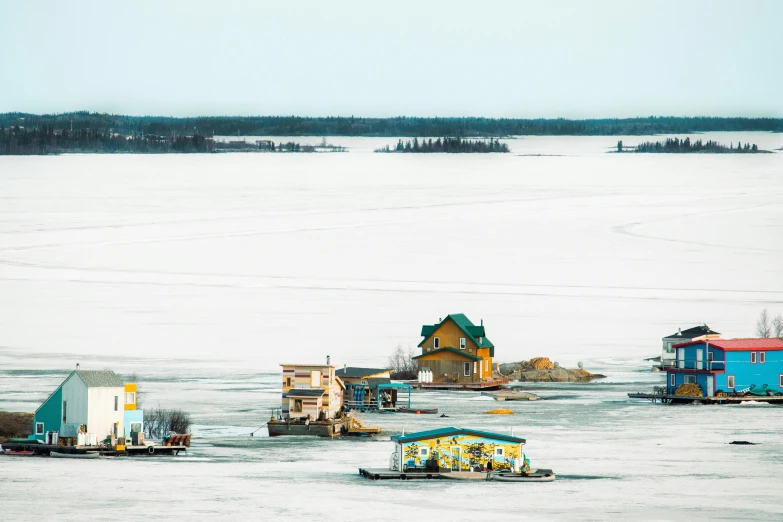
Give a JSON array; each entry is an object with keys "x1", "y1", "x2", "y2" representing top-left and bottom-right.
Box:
[
  {"x1": 76, "y1": 363, "x2": 80, "y2": 370},
  {"x1": 344, "y1": 363, "x2": 347, "y2": 371},
  {"x1": 481, "y1": 318, "x2": 483, "y2": 326},
  {"x1": 326, "y1": 355, "x2": 330, "y2": 365}
]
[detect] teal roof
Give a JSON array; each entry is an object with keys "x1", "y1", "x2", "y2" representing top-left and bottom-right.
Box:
[
  {"x1": 392, "y1": 426, "x2": 525, "y2": 444},
  {"x1": 412, "y1": 347, "x2": 482, "y2": 361},
  {"x1": 418, "y1": 313, "x2": 495, "y2": 357}
]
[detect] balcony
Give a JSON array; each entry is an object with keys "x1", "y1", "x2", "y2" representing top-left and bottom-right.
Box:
[{"x1": 671, "y1": 359, "x2": 725, "y2": 371}]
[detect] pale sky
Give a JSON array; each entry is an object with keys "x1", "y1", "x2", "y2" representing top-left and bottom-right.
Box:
[{"x1": 0, "y1": 0, "x2": 781, "y2": 118}]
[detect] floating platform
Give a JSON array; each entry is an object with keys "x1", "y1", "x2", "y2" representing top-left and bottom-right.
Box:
[
  {"x1": 0, "y1": 441, "x2": 186, "y2": 457},
  {"x1": 358, "y1": 468, "x2": 556, "y2": 481},
  {"x1": 414, "y1": 379, "x2": 509, "y2": 391},
  {"x1": 483, "y1": 390, "x2": 539, "y2": 401},
  {"x1": 628, "y1": 392, "x2": 783, "y2": 404},
  {"x1": 268, "y1": 419, "x2": 345, "y2": 437}
]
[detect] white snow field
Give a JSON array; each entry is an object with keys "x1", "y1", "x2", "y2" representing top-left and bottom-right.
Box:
[{"x1": 1, "y1": 134, "x2": 782, "y2": 521}]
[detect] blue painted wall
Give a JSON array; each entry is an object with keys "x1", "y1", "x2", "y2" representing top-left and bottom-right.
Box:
[
  {"x1": 124, "y1": 409, "x2": 144, "y2": 439},
  {"x1": 716, "y1": 350, "x2": 783, "y2": 392},
  {"x1": 32, "y1": 387, "x2": 62, "y2": 440}
]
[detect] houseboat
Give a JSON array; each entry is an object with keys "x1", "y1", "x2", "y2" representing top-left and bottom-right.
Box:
[
  {"x1": 630, "y1": 338, "x2": 783, "y2": 404},
  {"x1": 413, "y1": 314, "x2": 507, "y2": 390},
  {"x1": 358, "y1": 427, "x2": 555, "y2": 481},
  {"x1": 655, "y1": 324, "x2": 720, "y2": 371}
]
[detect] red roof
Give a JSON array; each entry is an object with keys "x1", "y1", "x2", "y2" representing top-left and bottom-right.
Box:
[{"x1": 674, "y1": 338, "x2": 783, "y2": 351}]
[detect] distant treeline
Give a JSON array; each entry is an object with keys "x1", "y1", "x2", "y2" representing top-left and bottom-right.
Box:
[
  {"x1": 376, "y1": 137, "x2": 509, "y2": 153},
  {"x1": 2, "y1": 112, "x2": 782, "y2": 137},
  {"x1": 627, "y1": 137, "x2": 765, "y2": 153},
  {"x1": 0, "y1": 125, "x2": 213, "y2": 155}
]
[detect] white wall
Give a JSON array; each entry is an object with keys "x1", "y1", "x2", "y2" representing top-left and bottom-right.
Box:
[
  {"x1": 60, "y1": 373, "x2": 88, "y2": 431},
  {"x1": 87, "y1": 387, "x2": 125, "y2": 441}
]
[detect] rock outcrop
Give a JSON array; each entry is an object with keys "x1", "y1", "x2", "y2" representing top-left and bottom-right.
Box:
[{"x1": 498, "y1": 358, "x2": 605, "y2": 382}]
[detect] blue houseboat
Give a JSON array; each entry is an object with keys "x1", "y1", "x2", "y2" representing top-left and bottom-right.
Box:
[{"x1": 666, "y1": 338, "x2": 783, "y2": 396}]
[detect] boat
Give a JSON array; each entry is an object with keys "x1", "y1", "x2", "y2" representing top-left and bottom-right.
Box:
[
  {"x1": 493, "y1": 469, "x2": 556, "y2": 482},
  {"x1": 396, "y1": 407, "x2": 439, "y2": 414},
  {"x1": 3, "y1": 449, "x2": 35, "y2": 456},
  {"x1": 50, "y1": 451, "x2": 103, "y2": 459}
]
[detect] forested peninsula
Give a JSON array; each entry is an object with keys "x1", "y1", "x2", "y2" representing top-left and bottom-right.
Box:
[{"x1": 2, "y1": 112, "x2": 781, "y2": 138}]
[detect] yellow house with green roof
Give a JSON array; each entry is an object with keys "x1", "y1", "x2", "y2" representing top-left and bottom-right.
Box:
[{"x1": 413, "y1": 314, "x2": 494, "y2": 384}]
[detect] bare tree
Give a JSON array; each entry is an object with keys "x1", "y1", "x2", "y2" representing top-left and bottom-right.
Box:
[
  {"x1": 144, "y1": 407, "x2": 192, "y2": 438},
  {"x1": 388, "y1": 344, "x2": 417, "y2": 379},
  {"x1": 773, "y1": 314, "x2": 783, "y2": 339},
  {"x1": 756, "y1": 309, "x2": 772, "y2": 338}
]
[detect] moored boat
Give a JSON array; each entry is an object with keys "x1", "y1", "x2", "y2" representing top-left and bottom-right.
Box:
[
  {"x1": 50, "y1": 451, "x2": 103, "y2": 459},
  {"x1": 493, "y1": 469, "x2": 556, "y2": 482},
  {"x1": 3, "y1": 449, "x2": 35, "y2": 456},
  {"x1": 396, "y1": 407, "x2": 438, "y2": 414}
]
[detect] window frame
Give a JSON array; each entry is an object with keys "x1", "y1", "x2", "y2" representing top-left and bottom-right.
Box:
[
  {"x1": 684, "y1": 375, "x2": 696, "y2": 385},
  {"x1": 285, "y1": 377, "x2": 292, "y2": 387},
  {"x1": 433, "y1": 337, "x2": 440, "y2": 349},
  {"x1": 779, "y1": 375, "x2": 783, "y2": 388},
  {"x1": 495, "y1": 447, "x2": 504, "y2": 456},
  {"x1": 125, "y1": 392, "x2": 136, "y2": 404},
  {"x1": 35, "y1": 422, "x2": 44, "y2": 435},
  {"x1": 759, "y1": 352, "x2": 766, "y2": 364},
  {"x1": 114, "y1": 396, "x2": 119, "y2": 412},
  {"x1": 62, "y1": 400, "x2": 67, "y2": 423},
  {"x1": 670, "y1": 373, "x2": 676, "y2": 387},
  {"x1": 310, "y1": 370, "x2": 321, "y2": 388},
  {"x1": 750, "y1": 351, "x2": 757, "y2": 364},
  {"x1": 463, "y1": 362, "x2": 470, "y2": 377},
  {"x1": 485, "y1": 359, "x2": 489, "y2": 372},
  {"x1": 293, "y1": 399, "x2": 303, "y2": 413},
  {"x1": 419, "y1": 447, "x2": 429, "y2": 456},
  {"x1": 459, "y1": 337, "x2": 466, "y2": 350},
  {"x1": 727, "y1": 375, "x2": 735, "y2": 389}
]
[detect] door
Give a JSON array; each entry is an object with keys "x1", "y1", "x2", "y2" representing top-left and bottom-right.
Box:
[
  {"x1": 706, "y1": 375, "x2": 714, "y2": 397},
  {"x1": 450, "y1": 447, "x2": 461, "y2": 471},
  {"x1": 696, "y1": 350, "x2": 703, "y2": 370}
]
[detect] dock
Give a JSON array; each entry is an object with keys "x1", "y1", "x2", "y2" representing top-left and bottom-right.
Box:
[
  {"x1": 483, "y1": 390, "x2": 539, "y2": 401},
  {"x1": 1, "y1": 441, "x2": 186, "y2": 456},
  {"x1": 358, "y1": 468, "x2": 451, "y2": 480},
  {"x1": 413, "y1": 379, "x2": 509, "y2": 391},
  {"x1": 628, "y1": 392, "x2": 783, "y2": 404}
]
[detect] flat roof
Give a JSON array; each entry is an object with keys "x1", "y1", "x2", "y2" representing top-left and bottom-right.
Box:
[{"x1": 391, "y1": 426, "x2": 525, "y2": 444}]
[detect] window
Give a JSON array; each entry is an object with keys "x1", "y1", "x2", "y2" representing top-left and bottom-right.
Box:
[
  {"x1": 62, "y1": 400, "x2": 67, "y2": 423},
  {"x1": 750, "y1": 352, "x2": 757, "y2": 364},
  {"x1": 463, "y1": 362, "x2": 471, "y2": 376},
  {"x1": 684, "y1": 375, "x2": 696, "y2": 384},
  {"x1": 707, "y1": 351, "x2": 714, "y2": 362},
  {"x1": 420, "y1": 448, "x2": 429, "y2": 456},
  {"x1": 459, "y1": 338, "x2": 466, "y2": 350},
  {"x1": 670, "y1": 373, "x2": 676, "y2": 387},
  {"x1": 485, "y1": 359, "x2": 489, "y2": 372},
  {"x1": 760, "y1": 352, "x2": 766, "y2": 364},
  {"x1": 727, "y1": 375, "x2": 735, "y2": 389},
  {"x1": 779, "y1": 375, "x2": 783, "y2": 388},
  {"x1": 114, "y1": 396, "x2": 119, "y2": 412},
  {"x1": 666, "y1": 342, "x2": 673, "y2": 353},
  {"x1": 434, "y1": 337, "x2": 440, "y2": 349},
  {"x1": 310, "y1": 370, "x2": 321, "y2": 388},
  {"x1": 130, "y1": 422, "x2": 142, "y2": 434},
  {"x1": 125, "y1": 392, "x2": 136, "y2": 404},
  {"x1": 35, "y1": 422, "x2": 44, "y2": 435},
  {"x1": 474, "y1": 361, "x2": 478, "y2": 375},
  {"x1": 285, "y1": 377, "x2": 292, "y2": 387},
  {"x1": 293, "y1": 399, "x2": 303, "y2": 413},
  {"x1": 495, "y1": 447, "x2": 504, "y2": 456}
]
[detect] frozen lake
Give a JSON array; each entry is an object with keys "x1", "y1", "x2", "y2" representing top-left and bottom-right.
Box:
[{"x1": 1, "y1": 133, "x2": 782, "y2": 520}]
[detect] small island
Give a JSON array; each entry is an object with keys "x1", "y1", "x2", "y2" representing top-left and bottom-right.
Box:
[
  {"x1": 498, "y1": 357, "x2": 605, "y2": 382},
  {"x1": 616, "y1": 137, "x2": 769, "y2": 154},
  {"x1": 375, "y1": 137, "x2": 509, "y2": 153}
]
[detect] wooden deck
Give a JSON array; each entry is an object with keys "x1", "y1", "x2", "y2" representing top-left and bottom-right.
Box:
[
  {"x1": 628, "y1": 392, "x2": 783, "y2": 404},
  {"x1": 1, "y1": 441, "x2": 186, "y2": 456},
  {"x1": 414, "y1": 379, "x2": 509, "y2": 391}
]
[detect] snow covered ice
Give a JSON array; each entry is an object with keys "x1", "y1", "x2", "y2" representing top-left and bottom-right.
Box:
[{"x1": 1, "y1": 134, "x2": 782, "y2": 521}]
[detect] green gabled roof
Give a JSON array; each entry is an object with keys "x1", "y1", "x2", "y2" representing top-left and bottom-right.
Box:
[
  {"x1": 392, "y1": 426, "x2": 525, "y2": 444},
  {"x1": 412, "y1": 347, "x2": 482, "y2": 361},
  {"x1": 418, "y1": 313, "x2": 495, "y2": 357}
]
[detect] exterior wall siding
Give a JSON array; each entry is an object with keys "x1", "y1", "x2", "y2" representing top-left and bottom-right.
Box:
[
  {"x1": 32, "y1": 386, "x2": 63, "y2": 441},
  {"x1": 415, "y1": 352, "x2": 477, "y2": 383},
  {"x1": 280, "y1": 365, "x2": 343, "y2": 419},
  {"x1": 421, "y1": 320, "x2": 479, "y2": 353},
  {"x1": 87, "y1": 387, "x2": 126, "y2": 440},
  {"x1": 718, "y1": 350, "x2": 783, "y2": 392},
  {"x1": 61, "y1": 374, "x2": 89, "y2": 431},
  {"x1": 398, "y1": 434, "x2": 523, "y2": 471}
]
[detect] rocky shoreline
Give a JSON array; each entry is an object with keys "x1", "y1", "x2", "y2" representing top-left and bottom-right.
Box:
[{"x1": 498, "y1": 357, "x2": 606, "y2": 383}]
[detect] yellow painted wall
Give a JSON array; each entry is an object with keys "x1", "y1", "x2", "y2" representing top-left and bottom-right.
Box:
[
  {"x1": 280, "y1": 364, "x2": 342, "y2": 418},
  {"x1": 124, "y1": 383, "x2": 136, "y2": 411},
  {"x1": 399, "y1": 434, "x2": 523, "y2": 471}
]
